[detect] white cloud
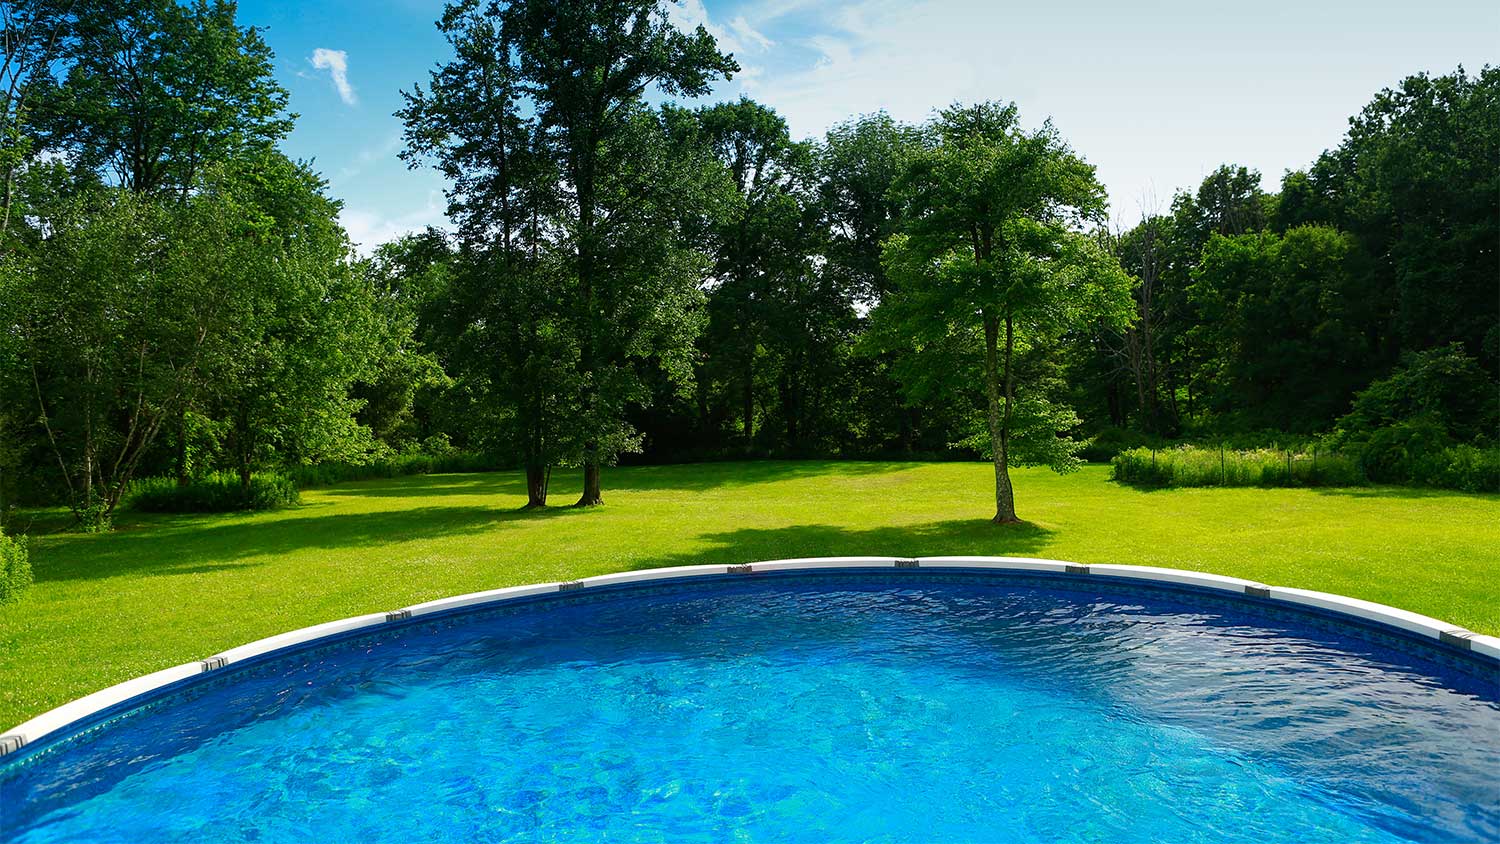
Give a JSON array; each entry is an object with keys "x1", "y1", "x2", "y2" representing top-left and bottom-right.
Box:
[
  {"x1": 666, "y1": 0, "x2": 772, "y2": 57},
  {"x1": 335, "y1": 135, "x2": 402, "y2": 182},
  {"x1": 340, "y1": 191, "x2": 447, "y2": 255},
  {"x1": 311, "y1": 48, "x2": 357, "y2": 106},
  {"x1": 727, "y1": 15, "x2": 773, "y2": 51}
]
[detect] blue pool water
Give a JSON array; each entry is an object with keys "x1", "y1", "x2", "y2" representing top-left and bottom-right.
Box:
[{"x1": 3, "y1": 573, "x2": 1497, "y2": 843}]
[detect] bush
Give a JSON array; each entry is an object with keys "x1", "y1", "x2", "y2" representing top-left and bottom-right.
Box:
[
  {"x1": 1332, "y1": 344, "x2": 1498, "y2": 444},
  {"x1": 126, "y1": 472, "x2": 300, "y2": 513},
  {"x1": 1111, "y1": 446, "x2": 1364, "y2": 488},
  {"x1": 1356, "y1": 416, "x2": 1452, "y2": 485},
  {"x1": 1430, "y1": 445, "x2": 1500, "y2": 493},
  {"x1": 0, "y1": 527, "x2": 31, "y2": 604},
  {"x1": 1353, "y1": 420, "x2": 1500, "y2": 493}
]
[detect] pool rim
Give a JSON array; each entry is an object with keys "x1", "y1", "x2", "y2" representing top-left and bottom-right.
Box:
[{"x1": 3, "y1": 555, "x2": 1497, "y2": 760}]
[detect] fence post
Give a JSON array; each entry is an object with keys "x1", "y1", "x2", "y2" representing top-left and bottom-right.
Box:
[{"x1": 1220, "y1": 443, "x2": 1225, "y2": 484}]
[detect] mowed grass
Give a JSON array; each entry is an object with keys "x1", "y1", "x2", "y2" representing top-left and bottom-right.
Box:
[{"x1": 2, "y1": 460, "x2": 1497, "y2": 729}]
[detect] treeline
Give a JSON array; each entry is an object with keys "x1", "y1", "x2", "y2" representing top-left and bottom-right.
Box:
[
  {"x1": 2, "y1": 0, "x2": 1495, "y2": 531},
  {"x1": 0, "y1": 0, "x2": 434, "y2": 528}
]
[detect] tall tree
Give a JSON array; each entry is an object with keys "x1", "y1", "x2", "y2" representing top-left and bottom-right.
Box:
[
  {"x1": 38, "y1": 0, "x2": 291, "y2": 196},
  {"x1": 505, "y1": 0, "x2": 737, "y2": 505},
  {"x1": 0, "y1": 0, "x2": 74, "y2": 240},
  {"x1": 686, "y1": 98, "x2": 845, "y2": 453},
  {"x1": 400, "y1": 0, "x2": 569, "y2": 505},
  {"x1": 880, "y1": 102, "x2": 1132, "y2": 523},
  {"x1": 820, "y1": 111, "x2": 928, "y2": 303},
  {"x1": 1191, "y1": 225, "x2": 1378, "y2": 430},
  {"x1": 199, "y1": 154, "x2": 379, "y2": 489},
  {"x1": 354, "y1": 232, "x2": 452, "y2": 453},
  {"x1": 1306, "y1": 67, "x2": 1498, "y2": 370},
  {"x1": 5, "y1": 177, "x2": 286, "y2": 525},
  {"x1": 820, "y1": 112, "x2": 931, "y2": 453}
]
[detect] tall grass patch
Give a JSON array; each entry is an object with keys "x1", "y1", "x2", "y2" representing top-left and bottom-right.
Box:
[
  {"x1": 127, "y1": 472, "x2": 300, "y2": 513},
  {"x1": 0, "y1": 527, "x2": 31, "y2": 603},
  {"x1": 1111, "y1": 446, "x2": 1364, "y2": 488}
]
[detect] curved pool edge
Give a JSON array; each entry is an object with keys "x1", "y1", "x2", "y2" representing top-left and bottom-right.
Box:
[{"x1": 3, "y1": 555, "x2": 1497, "y2": 759}]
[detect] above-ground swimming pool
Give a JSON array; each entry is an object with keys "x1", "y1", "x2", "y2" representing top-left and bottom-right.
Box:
[{"x1": 2, "y1": 558, "x2": 1497, "y2": 843}]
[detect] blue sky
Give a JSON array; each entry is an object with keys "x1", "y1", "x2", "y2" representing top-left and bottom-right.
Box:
[{"x1": 237, "y1": 0, "x2": 1499, "y2": 252}]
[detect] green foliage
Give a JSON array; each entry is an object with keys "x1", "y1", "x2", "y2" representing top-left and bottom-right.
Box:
[
  {"x1": 679, "y1": 98, "x2": 855, "y2": 454},
  {"x1": 400, "y1": 0, "x2": 739, "y2": 504},
  {"x1": 1079, "y1": 427, "x2": 1168, "y2": 463},
  {"x1": 1189, "y1": 225, "x2": 1378, "y2": 430},
  {"x1": 819, "y1": 111, "x2": 927, "y2": 301},
  {"x1": 193, "y1": 155, "x2": 384, "y2": 481},
  {"x1": 1352, "y1": 418, "x2": 1500, "y2": 493},
  {"x1": 5, "y1": 190, "x2": 210, "y2": 523},
  {"x1": 353, "y1": 232, "x2": 452, "y2": 451},
  {"x1": 1331, "y1": 345, "x2": 1498, "y2": 444},
  {"x1": 1111, "y1": 440, "x2": 1498, "y2": 493},
  {"x1": 127, "y1": 472, "x2": 299, "y2": 513},
  {"x1": 1321, "y1": 345, "x2": 1500, "y2": 492},
  {"x1": 0, "y1": 527, "x2": 30, "y2": 604},
  {"x1": 1303, "y1": 67, "x2": 1498, "y2": 362},
  {"x1": 37, "y1": 0, "x2": 293, "y2": 195},
  {"x1": 1427, "y1": 445, "x2": 1500, "y2": 494},
  {"x1": 1112, "y1": 446, "x2": 1364, "y2": 488},
  {"x1": 878, "y1": 101, "x2": 1133, "y2": 519}
]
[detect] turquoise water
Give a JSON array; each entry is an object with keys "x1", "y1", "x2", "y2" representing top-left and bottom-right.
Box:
[{"x1": 3, "y1": 574, "x2": 1497, "y2": 842}]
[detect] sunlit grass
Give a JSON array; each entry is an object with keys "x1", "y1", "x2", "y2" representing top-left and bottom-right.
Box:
[{"x1": 2, "y1": 461, "x2": 1496, "y2": 729}]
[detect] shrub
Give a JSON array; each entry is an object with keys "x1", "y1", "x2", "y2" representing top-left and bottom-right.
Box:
[
  {"x1": 1430, "y1": 445, "x2": 1500, "y2": 493},
  {"x1": 126, "y1": 472, "x2": 300, "y2": 513},
  {"x1": 1111, "y1": 446, "x2": 1364, "y2": 488},
  {"x1": 0, "y1": 527, "x2": 31, "y2": 604},
  {"x1": 1356, "y1": 416, "x2": 1452, "y2": 485},
  {"x1": 1352, "y1": 420, "x2": 1500, "y2": 493},
  {"x1": 1332, "y1": 344, "x2": 1497, "y2": 444},
  {"x1": 75, "y1": 494, "x2": 112, "y2": 533}
]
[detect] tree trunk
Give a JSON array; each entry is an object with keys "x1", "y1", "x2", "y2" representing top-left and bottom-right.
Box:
[
  {"x1": 994, "y1": 456, "x2": 1018, "y2": 524},
  {"x1": 525, "y1": 462, "x2": 549, "y2": 508},
  {"x1": 576, "y1": 459, "x2": 602, "y2": 507},
  {"x1": 982, "y1": 310, "x2": 1021, "y2": 524},
  {"x1": 175, "y1": 409, "x2": 189, "y2": 486},
  {"x1": 742, "y1": 356, "x2": 755, "y2": 450}
]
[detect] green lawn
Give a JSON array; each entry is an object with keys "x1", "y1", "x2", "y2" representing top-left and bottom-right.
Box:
[{"x1": 3, "y1": 461, "x2": 1497, "y2": 730}]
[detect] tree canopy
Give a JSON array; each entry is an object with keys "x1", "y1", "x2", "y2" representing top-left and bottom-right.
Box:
[{"x1": 3, "y1": 0, "x2": 1494, "y2": 526}]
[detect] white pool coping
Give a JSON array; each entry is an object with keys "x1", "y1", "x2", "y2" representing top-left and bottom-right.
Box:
[{"x1": 2, "y1": 556, "x2": 1495, "y2": 758}]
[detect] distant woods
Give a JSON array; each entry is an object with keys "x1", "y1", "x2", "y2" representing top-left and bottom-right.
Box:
[{"x1": 1, "y1": 0, "x2": 1495, "y2": 529}]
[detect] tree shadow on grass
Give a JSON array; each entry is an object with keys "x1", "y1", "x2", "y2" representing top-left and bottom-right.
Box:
[
  {"x1": 312, "y1": 473, "x2": 531, "y2": 499},
  {"x1": 31, "y1": 504, "x2": 581, "y2": 584},
  {"x1": 625, "y1": 519, "x2": 1055, "y2": 572},
  {"x1": 306, "y1": 460, "x2": 925, "y2": 500},
  {"x1": 1308, "y1": 485, "x2": 1499, "y2": 501},
  {"x1": 582, "y1": 459, "x2": 920, "y2": 493}
]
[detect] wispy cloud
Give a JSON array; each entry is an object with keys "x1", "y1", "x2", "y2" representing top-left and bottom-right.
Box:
[
  {"x1": 311, "y1": 47, "x2": 357, "y2": 106},
  {"x1": 666, "y1": 0, "x2": 773, "y2": 58},
  {"x1": 335, "y1": 134, "x2": 402, "y2": 182},
  {"x1": 340, "y1": 191, "x2": 446, "y2": 255},
  {"x1": 727, "y1": 15, "x2": 773, "y2": 51}
]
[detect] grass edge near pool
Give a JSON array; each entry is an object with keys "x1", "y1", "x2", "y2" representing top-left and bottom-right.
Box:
[{"x1": 1, "y1": 460, "x2": 1496, "y2": 730}]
